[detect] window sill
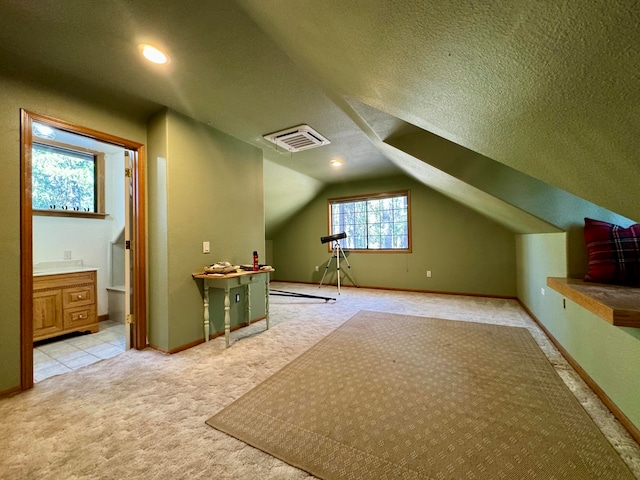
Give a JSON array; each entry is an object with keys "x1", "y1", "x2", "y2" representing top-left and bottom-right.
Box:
[
  {"x1": 33, "y1": 209, "x2": 108, "y2": 219},
  {"x1": 547, "y1": 277, "x2": 640, "y2": 328}
]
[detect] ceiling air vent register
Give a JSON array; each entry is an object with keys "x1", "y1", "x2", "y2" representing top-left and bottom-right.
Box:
[{"x1": 263, "y1": 125, "x2": 330, "y2": 152}]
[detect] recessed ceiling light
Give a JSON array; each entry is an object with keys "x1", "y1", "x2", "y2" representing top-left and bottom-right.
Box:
[
  {"x1": 139, "y1": 44, "x2": 168, "y2": 64},
  {"x1": 330, "y1": 159, "x2": 343, "y2": 168}
]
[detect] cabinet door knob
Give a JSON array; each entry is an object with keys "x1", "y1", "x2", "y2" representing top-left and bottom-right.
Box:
[{"x1": 77, "y1": 295, "x2": 84, "y2": 299}]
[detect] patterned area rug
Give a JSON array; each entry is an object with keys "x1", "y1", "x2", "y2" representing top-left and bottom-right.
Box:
[{"x1": 207, "y1": 311, "x2": 634, "y2": 479}]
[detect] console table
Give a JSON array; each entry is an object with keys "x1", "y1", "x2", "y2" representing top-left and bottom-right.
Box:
[{"x1": 192, "y1": 269, "x2": 272, "y2": 347}]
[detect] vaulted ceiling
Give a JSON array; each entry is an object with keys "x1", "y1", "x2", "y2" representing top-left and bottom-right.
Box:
[{"x1": 1, "y1": 1, "x2": 638, "y2": 235}]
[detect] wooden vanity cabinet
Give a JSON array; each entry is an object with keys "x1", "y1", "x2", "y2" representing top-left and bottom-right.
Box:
[{"x1": 33, "y1": 270, "x2": 98, "y2": 342}]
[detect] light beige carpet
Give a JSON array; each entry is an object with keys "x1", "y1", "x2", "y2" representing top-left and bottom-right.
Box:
[{"x1": 207, "y1": 310, "x2": 635, "y2": 479}]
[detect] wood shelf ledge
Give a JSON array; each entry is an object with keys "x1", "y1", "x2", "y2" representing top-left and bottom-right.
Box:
[{"x1": 547, "y1": 277, "x2": 640, "y2": 328}]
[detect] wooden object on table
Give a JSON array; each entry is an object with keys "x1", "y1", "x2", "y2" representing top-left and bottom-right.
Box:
[
  {"x1": 192, "y1": 269, "x2": 273, "y2": 347},
  {"x1": 547, "y1": 277, "x2": 640, "y2": 328},
  {"x1": 33, "y1": 270, "x2": 98, "y2": 341}
]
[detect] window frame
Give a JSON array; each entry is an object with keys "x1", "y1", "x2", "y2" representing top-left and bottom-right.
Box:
[
  {"x1": 327, "y1": 189, "x2": 412, "y2": 253},
  {"x1": 31, "y1": 137, "x2": 107, "y2": 219}
]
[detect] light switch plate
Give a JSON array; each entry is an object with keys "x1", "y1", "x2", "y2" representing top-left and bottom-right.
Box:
[{"x1": 203, "y1": 241, "x2": 210, "y2": 254}]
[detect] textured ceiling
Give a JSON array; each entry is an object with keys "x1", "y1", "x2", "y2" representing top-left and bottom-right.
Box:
[
  {"x1": 0, "y1": 0, "x2": 399, "y2": 184},
  {"x1": 239, "y1": 0, "x2": 640, "y2": 222},
  {"x1": 1, "y1": 0, "x2": 638, "y2": 231}
]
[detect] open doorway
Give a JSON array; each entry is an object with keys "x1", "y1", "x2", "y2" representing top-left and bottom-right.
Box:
[{"x1": 20, "y1": 110, "x2": 147, "y2": 391}]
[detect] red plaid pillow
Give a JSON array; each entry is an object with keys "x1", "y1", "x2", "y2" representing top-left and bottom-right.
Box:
[{"x1": 584, "y1": 217, "x2": 640, "y2": 285}]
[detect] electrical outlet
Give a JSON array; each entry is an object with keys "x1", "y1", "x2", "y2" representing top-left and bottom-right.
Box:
[
  {"x1": 203, "y1": 241, "x2": 210, "y2": 254},
  {"x1": 541, "y1": 287, "x2": 546, "y2": 296},
  {"x1": 427, "y1": 270, "x2": 432, "y2": 278},
  {"x1": 315, "y1": 266, "x2": 319, "y2": 272},
  {"x1": 64, "y1": 250, "x2": 72, "y2": 260}
]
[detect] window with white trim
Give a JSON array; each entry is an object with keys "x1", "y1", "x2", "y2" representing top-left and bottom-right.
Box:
[{"x1": 328, "y1": 191, "x2": 411, "y2": 251}]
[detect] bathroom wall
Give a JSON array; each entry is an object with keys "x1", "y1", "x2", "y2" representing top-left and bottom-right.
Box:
[{"x1": 106, "y1": 150, "x2": 127, "y2": 287}]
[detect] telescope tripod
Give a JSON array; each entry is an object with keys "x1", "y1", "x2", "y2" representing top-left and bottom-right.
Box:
[{"x1": 319, "y1": 241, "x2": 358, "y2": 294}]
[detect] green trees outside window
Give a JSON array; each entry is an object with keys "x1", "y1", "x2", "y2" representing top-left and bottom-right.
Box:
[
  {"x1": 329, "y1": 191, "x2": 411, "y2": 251},
  {"x1": 32, "y1": 143, "x2": 97, "y2": 212}
]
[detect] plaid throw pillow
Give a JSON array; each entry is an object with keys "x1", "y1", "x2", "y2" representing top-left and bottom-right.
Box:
[{"x1": 584, "y1": 217, "x2": 640, "y2": 285}]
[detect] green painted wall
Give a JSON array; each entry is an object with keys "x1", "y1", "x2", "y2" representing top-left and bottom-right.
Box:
[
  {"x1": 147, "y1": 110, "x2": 170, "y2": 349},
  {"x1": 516, "y1": 233, "x2": 568, "y2": 315},
  {"x1": 147, "y1": 110, "x2": 265, "y2": 351},
  {"x1": 264, "y1": 159, "x2": 325, "y2": 238},
  {"x1": 272, "y1": 175, "x2": 516, "y2": 297},
  {"x1": 0, "y1": 74, "x2": 146, "y2": 393},
  {"x1": 516, "y1": 233, "x2": 640, "y2": 430},
  {"x1": 390, "y1": 131, "x2": 635, "y2": 277}
]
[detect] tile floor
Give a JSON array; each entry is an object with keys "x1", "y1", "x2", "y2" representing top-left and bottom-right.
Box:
[{"x1": 33, "y1": 319, "x2": 126, "y2": 383}]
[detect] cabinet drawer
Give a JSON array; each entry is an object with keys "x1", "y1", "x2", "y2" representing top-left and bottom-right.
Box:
[
  {"x1": 34, "y1": 270, "x2": 96, "y2": 290},
  {"x1": 238, "y1": 274, "x2": 258, "y2": 285},
  {"x1": 63, "y1": 285, "x2": 95, "y2": 308},
  {"x1": 64, "y1": 305, "x2": 96, "y2": 329}
]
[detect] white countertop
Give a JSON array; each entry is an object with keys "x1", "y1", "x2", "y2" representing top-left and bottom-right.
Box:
[{"x1": 33, "y1": 260, "x2": 99, "y2": 277}]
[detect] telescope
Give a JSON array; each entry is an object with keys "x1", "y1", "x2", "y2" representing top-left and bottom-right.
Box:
[
  {"x1": 319, "y1": 232, "x2": 357, "y2": 293},
  {"x1": 320, "y1": 232, "x2": 347, "y2": 244}
]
